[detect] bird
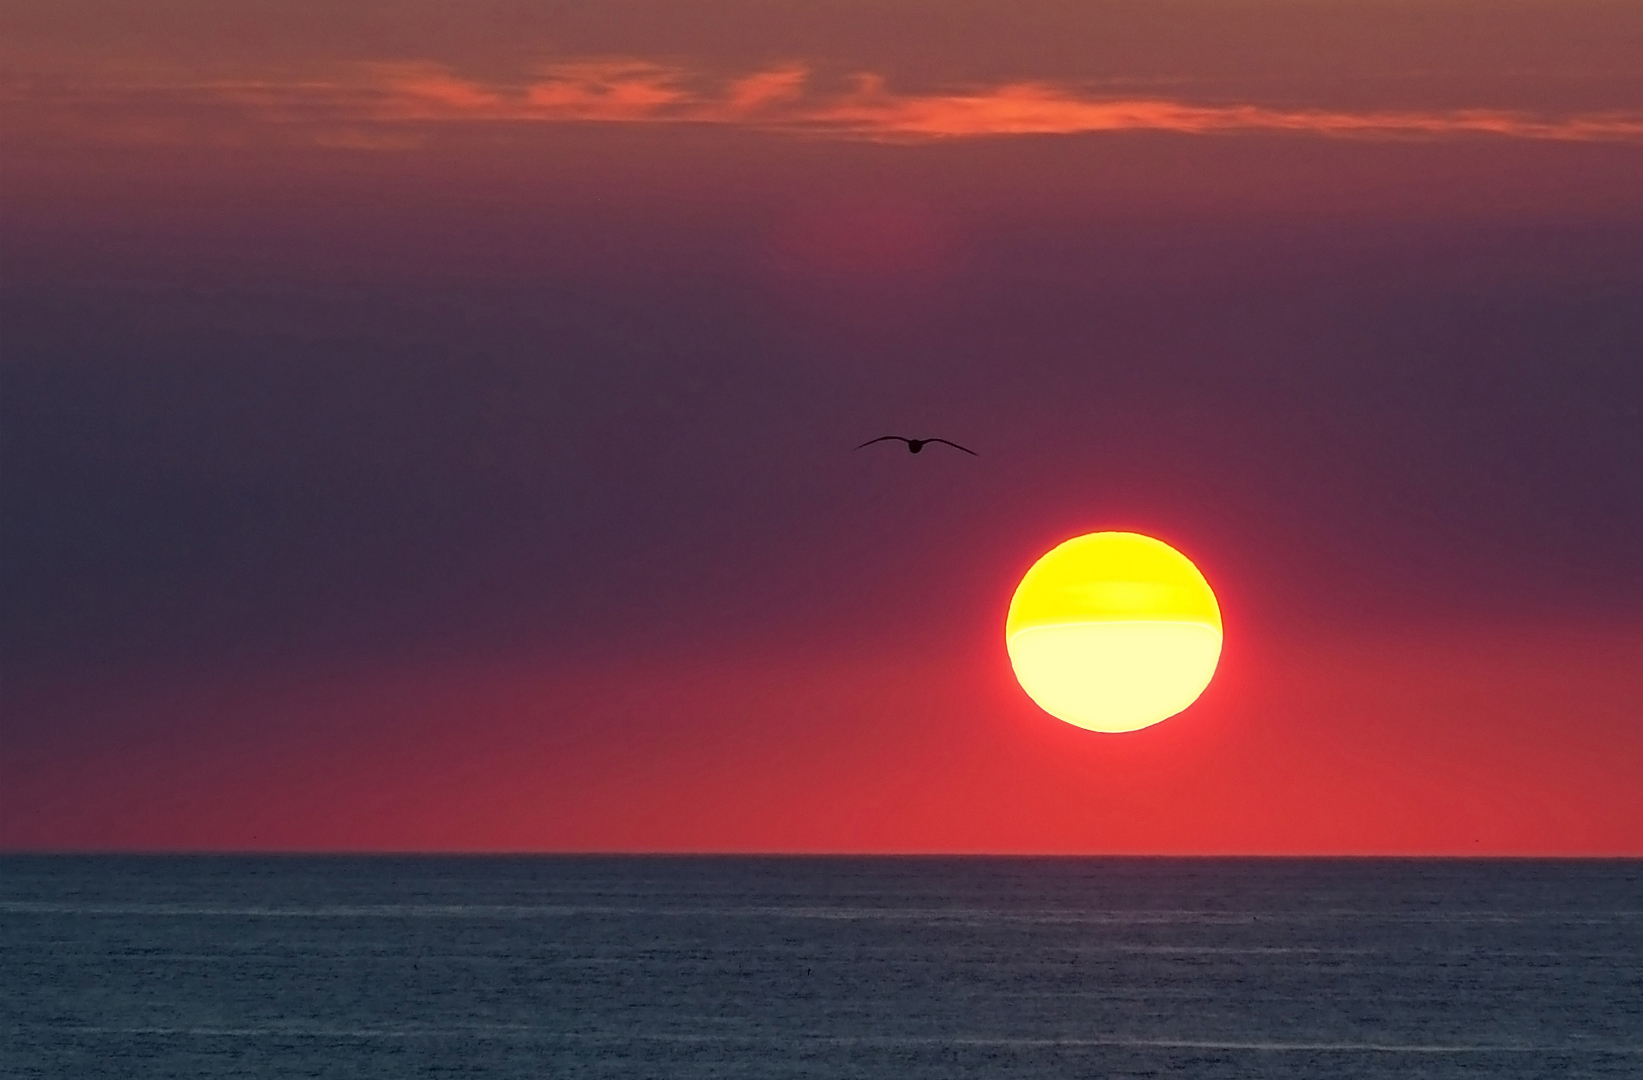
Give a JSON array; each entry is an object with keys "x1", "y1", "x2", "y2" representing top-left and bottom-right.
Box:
[{"x1": 855, "y1": 435, "x2": 977, "y2": 455}]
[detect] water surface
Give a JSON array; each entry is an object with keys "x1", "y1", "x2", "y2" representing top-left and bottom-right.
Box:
[{"x1": 4, "y1": 857, "x2": 1639, "y2": 1077}]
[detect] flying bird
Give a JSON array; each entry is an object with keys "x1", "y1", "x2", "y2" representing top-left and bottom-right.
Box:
[{"x1": 855, "y1": 436, "x2": 977, "y2": 456}]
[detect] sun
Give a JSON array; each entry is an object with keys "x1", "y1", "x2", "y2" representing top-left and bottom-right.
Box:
[{"x1": 1006, "y1": 532, "x2": 1222, "y2": 733}]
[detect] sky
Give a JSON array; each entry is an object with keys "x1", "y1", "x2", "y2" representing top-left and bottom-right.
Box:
[{"x1": 3, "y1": 0, "x2": 1641, "y2": 853}]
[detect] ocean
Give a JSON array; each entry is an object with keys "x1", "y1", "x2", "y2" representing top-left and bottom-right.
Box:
[{"x1": 3, "y1": 856, "x2": 1639, "y2": 1078}]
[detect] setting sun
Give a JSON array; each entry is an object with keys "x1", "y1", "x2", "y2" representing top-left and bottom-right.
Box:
[{"x1": 1006, "y1": 532, "x2": 1222, "y2": 732}]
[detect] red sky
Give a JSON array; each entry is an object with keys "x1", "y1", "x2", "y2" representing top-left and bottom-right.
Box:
[
  {"x1": 8, "y1": 621, "x2": 1641, "y2": 853},
  {"x1": 3, "y1": 0, "x2": 1641, "y2": 853}
]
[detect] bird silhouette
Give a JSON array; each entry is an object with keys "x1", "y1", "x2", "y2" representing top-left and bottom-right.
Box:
[{"x1": 855, "y1": 436, "x2": 977, "y2": 456}]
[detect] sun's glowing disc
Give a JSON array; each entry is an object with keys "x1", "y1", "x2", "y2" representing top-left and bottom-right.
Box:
[{"x1": 1006, "y1": 532, "x2": 1222, "y2": 732}]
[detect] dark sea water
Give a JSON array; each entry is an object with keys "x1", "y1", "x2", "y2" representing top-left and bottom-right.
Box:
[{"x1": 2, "y1": 857, "x2": 1640, "y2": 1078}]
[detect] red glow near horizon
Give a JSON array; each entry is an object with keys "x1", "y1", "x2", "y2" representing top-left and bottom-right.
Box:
[{"x1": 5, "y1": 620, "x2": 1640, "y2": 854}]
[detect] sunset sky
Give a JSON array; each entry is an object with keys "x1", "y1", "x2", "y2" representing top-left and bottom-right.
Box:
[{"x1": 4, "y1": 0, "x2": 1641, "y2": 853}]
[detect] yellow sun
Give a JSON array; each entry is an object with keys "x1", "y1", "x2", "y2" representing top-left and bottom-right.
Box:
[{"x1": 1006, "y1": 532, "x2": 1222, "y2": 732}]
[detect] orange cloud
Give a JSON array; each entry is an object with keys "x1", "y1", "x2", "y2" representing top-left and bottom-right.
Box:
[
  {"x1": 355, "y1": 60, "x2": 808, "y2": 125},
  {"x1": 29, "y1": 59, "x2": 1643, "y2": 147},
  {"x1": 802, "y1": 78, "x2": 1643, "y2": 141}
]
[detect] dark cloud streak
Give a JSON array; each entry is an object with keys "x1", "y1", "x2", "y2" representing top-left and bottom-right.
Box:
[{"x1": 6, "y1": 216, "x2": 1640, "y2": 678}]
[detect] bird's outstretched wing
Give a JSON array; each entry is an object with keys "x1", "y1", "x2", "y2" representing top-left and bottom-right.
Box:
[
  {"x1": 855, "y1": 436, "x2": 912, "y2": 449},
  {"x1": 927, "y1": 438, "x2": 978, "y2": 455}
]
